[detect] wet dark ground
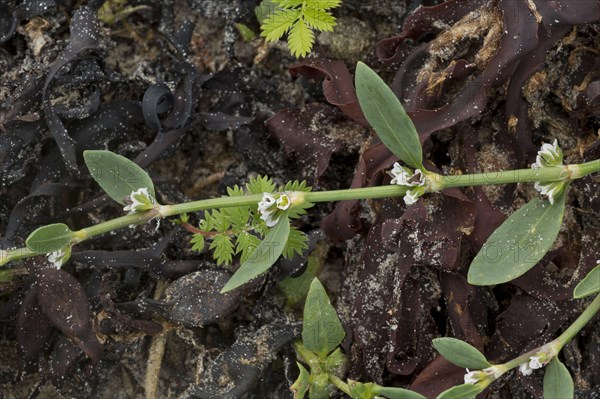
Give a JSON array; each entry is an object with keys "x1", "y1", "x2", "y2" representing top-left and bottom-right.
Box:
[{"x1": 0, "y1": 0, "x2": 599, "y2": 398}]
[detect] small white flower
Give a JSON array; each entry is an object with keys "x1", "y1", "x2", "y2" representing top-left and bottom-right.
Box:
[
  {"x1": 533, "y1": 181, "x2": 563, "y2": 204},
  {"x1": 403, "y1": 186, "x2": 427, "y2": 205},
  {"x1": 389, "y1": 162, "x2": 425, "y2": 187},
  {"x1": 486, "y1": 366, "x2": 504, "y2": 379},
  {"x1": 276, "y1": 194, "x2": 291, "y2": 210},
  {"x1": 389, "y1": 163, "x2": 412, "y2": 185},
  {"x1": 258, "y1": 193, "x2": 294, "y2": 227},
  {"x1": 463, "y1": 366, "x2": 506, "y2": 386},
  {"x1": 261, "y1": 212, "x2": 280, "y2": 227},
  {"x1": 258, "y1": 193, "x2": 276, "y2": 212},
  {"x1": 519, "y1": 362, "x2": 533, "y2": 376},
  {"x1": 123, "y1": 187, "x2": 156, "y2": 214},
  {"x1": 531, "y1": 140, "x2": 566, "y2": 203},
  {"x1": 529, "y1": 356, "x2": 544, "y2": 369},
  {"x1": 531, "y1": 139, "x2": 563, "y2": 169},
  {"x1": 389, "y1": 163, "x2": 427, "y2": 205},
  {"x1": 47, "y1": 248, "x2": 70, "y2": 268},
  {"x1": 464, "y1": 369, "x2": 481, "y2": 385},
  {"x1": 404, "y1": 189, "x2": 420, "y2": 205},
  {"x1": 258, "y1": 193, "x2": 280, "y2": 227}
]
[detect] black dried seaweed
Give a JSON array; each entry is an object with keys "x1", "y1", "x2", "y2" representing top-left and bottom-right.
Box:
[
  {"x1": 4, "y1": 182, "x2": 86, "y2": 241},
  {"x1": 160, "y1": 269, "x2": 244, "y2": 327},
  {"x1": 42, "y1": 6, "x2": 102, "y2": 174},
  {"x1": 180, "y1": 322, "x2": 301, "y2": 399}
]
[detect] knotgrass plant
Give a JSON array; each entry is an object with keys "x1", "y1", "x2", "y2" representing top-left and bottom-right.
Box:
[{"x1": 1, "y1": 62, "x2": 599, "y2": 398}]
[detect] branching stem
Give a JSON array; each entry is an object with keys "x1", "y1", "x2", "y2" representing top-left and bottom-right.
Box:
[{"x1": 1, "y1": 160, "x2": 599, "y2": 267}]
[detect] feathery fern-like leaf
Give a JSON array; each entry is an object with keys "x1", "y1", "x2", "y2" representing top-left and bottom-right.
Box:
[
  {"x1": 210, "y1": 234, "x2": 235, "y2": 265},
  {"x1": 288, "y1": 19, "x2": 314, "y2": 58},
  {"x1": 260, "y1": 8, "x2": 300, "y2": 42},
  {"x1": 276, "y1": 0, "x2": 304, "y2": 7},
  {"x1": 303, "y1": 8, "x2": 336, "y2": 31},
  {"x1": 283, "y1": 226, "x2": 309, "y2": 259},
  {"x1": 246, "y1": 175, "x2": 277, "y2": 195},
  {"x1": 258, "y1": 0, "x2": 341, "y2": 58},
  {"x1": 305, "y1": 0, "x2": 341, "y2": 10},
  {"x1": 190, "y1": 233, "x2": 205, "y2": 252}
]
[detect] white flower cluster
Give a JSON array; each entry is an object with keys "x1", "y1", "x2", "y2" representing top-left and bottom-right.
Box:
[
  {"x1": 388, "y1": 162, "x2": 426, "y2": 205},
  {"x1": 463, "y1": 369, "x2": 482, "y2": 385},
  {"x1": 463, "y1": 366, "x2": 504, "y2": 385},
  {"x1": 518, "y1": 344, "x2": 558, "y2": 377},
  {"x1": 258, "y1": 193, "x2": 291, "y2": 227},
  {"x1": 47, "y1": 247, "x2": 71, "y2": 268},
  {"x1": 531, "y1": 139, "x2": 563, "y2": 169},
  {"x1": 123, "y1": 187, "x2": 156, "y2": 214},
  {"x1": 531, "y1": 140, "x2": 565, "y2": 205},
  {"x1": 518, "y1": 355, "x2": 546, "y2": 376}
]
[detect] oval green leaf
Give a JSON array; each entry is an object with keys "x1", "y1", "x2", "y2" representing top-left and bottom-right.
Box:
[
  {"x1": 25, "y1": 223, "x2": 75, "y2": 253},
  {"x1": 355, "y1": 61, "x2": 423, "y2": 169},
  {"x1": 435, "y1": 384, "x2": 482, "y2": 399},
  {"x1": 374, "y1": 385, "x2": 428, "y2": 399},
  {"x1": 220, "y1": 216, "x2": 290, "y2": 293},
  {"x1": 573, "y1": 264, "x2": 600, "y2": 299},
  {"x1": 432, "y1": 337, "x2": 491, "y2": 369},
  {"x1": 83, "y1": 150, "x2": 155, "y2": 205},
  {"x1": 291, "y1": 362, "x2": 310, "y2": 399},
  {"x1": 302, "y1": 278, "x2": 345, "y2": 358},
  {"x1": 468, "y1": 192, "x2": 566, "y2": 285},
  {"x1": 543, "y1": 357, "x2": 573, "y2": 399}
]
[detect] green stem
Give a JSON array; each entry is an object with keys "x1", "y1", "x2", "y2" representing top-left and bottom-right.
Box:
[
  {"x1": 555, "y1": 294, "x2": 600, "y2": 348},
  {"x1": 159, "y1": 185, "x2": 409, "y2": 217},
  {"x1": 435, "y1": 160, "x2": 599, "y2": 190},
  {"x1": 293, "y1": 342, "x2": 352, "y2": 396},
  {"x1": 160, "y1": 194, "x2": 264, "y2": 217},
  {"x1": 502, "y1": 294, "x2": 600, "y2": 370},
  {"x1": 576, "y1": 159, "x2": 600, "y2": 177},
  {"x1": 329, "y1": 374, "x2": 352, "y2": 396},
  {"x1": 305, "y1": 185, "x2": 407, "y2": 202},
  {"x1": 1, "y1": 161, "x2": 599, "y2": 267},
  {"x1": 502, "y1": 341, "x2": 557, "y2": 371},
  {"x1": 76, "y1": 209, "x2": 160, "y2": 240},
  {"x1": 293, "y1": 341, "x2": 323, "y2": 374}
]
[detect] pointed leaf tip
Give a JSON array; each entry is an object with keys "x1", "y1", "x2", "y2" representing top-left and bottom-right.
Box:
[
  {"x1": 83, "y1": 150, "x2": 155, "y2": 205},
  {"x1": 302, "y1": 278, "x2": 345, "y2": 358},
  {"x1": 573, "y1": 264, "x2": 600, "y2": 298},
  {"x1": 432, "y1": 337, "x2": 491, "y2": 369},
  {"x1": 468, "y1": 192, "x2": 567, "y2": 286},
  {"x1": 355, "y1": 62, "x2": 423, "y2": 169}
]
